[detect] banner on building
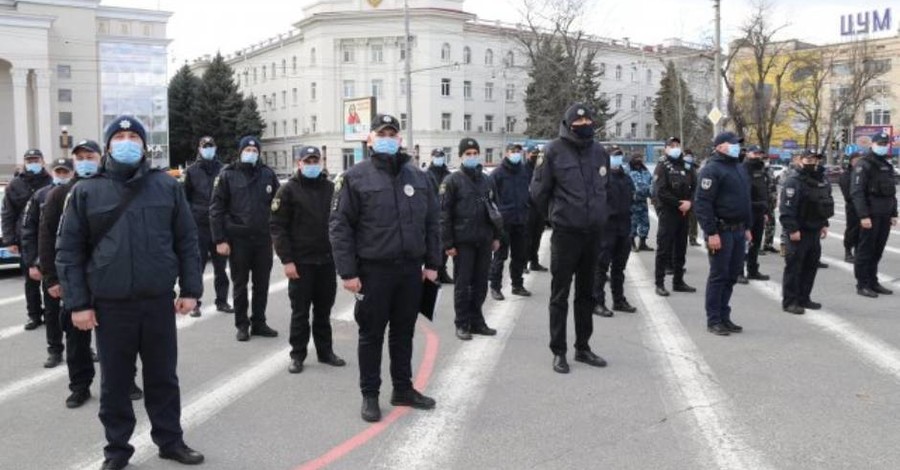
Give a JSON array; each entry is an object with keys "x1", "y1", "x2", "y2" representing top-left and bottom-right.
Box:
[
  {"x1": 343, "y1": 97, "x2": 376, "y2": 142},
  {"x1": 853, "y1": 125, "x2": 893, "y2": 149}
]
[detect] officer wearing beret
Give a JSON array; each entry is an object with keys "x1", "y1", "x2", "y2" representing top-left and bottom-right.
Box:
[
  {"x1": 524, "y1": 145, "x2": 549, "y2": 272},
  {"x1": 530, "y1": 103, "x2": 610, "y2": 374},
  {"x1": 652, "y1": 136, "x2": 697, "y2": 296},
  {"x1": 210, "y1": 136, "x2": 281, "y2": 341},
  {"x1": 441, "y1": 138, "x2": 502, "y2": 340},
  {"x1": 694, "y1": 132, "x2": 753, "y2": 336},
  {"x1": 851, "y1": 132, "x2": 898, "y2": 298},
  {"x1": 741, "y1": 145, "x2": 772, "y2": 283},
  {"x1": 57, "y1": 116, "x2": 205, "y2": 468},
  {"x1": 330, "y1": 114, "x2": 441, "y2": 422},
  {"x1": 20, "y1": 157, "x2": 73, "y2": 368},
  {"x1": 271, "y1": 146, "x2": 346, "y2": 374},
  {"x1": 2, "y1": 148, "x2": 52, "y2": 330},
  {"x1": 183, "y1": 136, "x2": 233, "y2": 316},
  {"x1": 489, "y1": 143, "x2": 533, "y2": 300},
  {"x1": 426, "y1": 148, "x2": 454, "y2": 284}
]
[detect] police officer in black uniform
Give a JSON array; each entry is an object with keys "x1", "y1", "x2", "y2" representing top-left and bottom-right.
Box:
[
  {"x1": 489, "y1": 143, "x2": 533, "y2": 300},
  {"x1": 40, "y1": 140, "x2": 102, "y2": 408},
  {"x1": 851, "y1": 132, "x2": 898, "y2": 298},
  {"x1": 839, "y1": 152, "x2": 862, "y2": 262},
  {"x1": 210, "y1": 136, "x2": 281, "y2": 341},
  {"x1": 741, "y1": 145, "x2": 772, "y2": 282},
  {"x1": 57, "y1": 116, "x2": 205, "y2": 469},
  {"x1": 270, "y1": 146, "x2": 346, "y2": 374},
  {"x1": 2, "y1": 148, "x2": 52, "y2": 330},
  {"x1": 441, "y1": 138, "x2": 502, "y2": 340},
  {"x1": 426, "y1": 148, "x2": 453, "y2": 284},
  {"x1": 21, "y1": 157, "x2": 73, "y2": 368},
  {"x1": 653, "y1": 137, "x2": 697, "y2": 296},
  {"x1": 183, "y1": 136, "x2": 232, "y2": 316},
  {"x1": 593, "y1": 149, "x2": 637, "y2": 317},
  {"x1": 779, "y1": 151, "x2": 833, "y2": 314},
  {"x1": 330, "y1": 114, "x2": 441, "y2": 423},
  {"x1": 524, "y1": 145, "x2": 549, "y2": 272},
  {"x1": 530, "y1": 103, "x2": 609, "y2": 374},
  {"x1": 694, "y1": 132, "x2": 753, "y2": 336}
]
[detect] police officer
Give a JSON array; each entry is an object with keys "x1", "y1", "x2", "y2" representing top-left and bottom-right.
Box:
[
  {"x1": 628, "y1": 153, "x2": 653, "y2": 251},
  {"x1": 780, "y1": 151, "x2": 833, "y2": 314},
  {"x1": 694, "y1": 132, "x2": 753, "y2": 336},
  {"x1": 489, "y1": 143, "x2": 532, "y2": 300},
  {"x1": 441, "y1": 138, "x2": 502, "y2": 340},
  {"x1": 270, "y1": 146, "x2": 346, "y2": 374},
  {"x1": 593, "y1": 149, "x2": 637, "y2": 317},
  {"x1": 741, "y1": 145, "x2": 772, "y2": 282},
  {"x1": 851, "y1": 132, "x2": 898, "y2": 298},
  {"x1": 39, "y1": 140, "x2": 102, "y2": 408},
  {"x1": 57, "y1": 116, "x2": 205, "y2": 468},
  {"x1": 330, "y1": 114, "x2": 440, "y2": 423},
  {"x1": 761, "y1": 161, "x2": 780, "y2": 254},
  {"x1": 652, "y1": 137, "x2": 697, "y2": 296},
  {"x1": 530, "y1": 103, "x2": 609, "y2": 374},
  {"x1": 684, "y1": 150, "x2": 702, "y2": 247},
  {"x1": 183, "y1": 136, "x2": 233, "y2": 316},
  {"x1": 210, "y1": 136, "x2": 281, "y2": 341},
  {"x1": 524, "y1": 145, "x2": 549, "y2": 272},
  {"x1": 20, "y1": 157, "x2": 73, "y2": 368},
  {"x1": 2, "y1": 148, "x2": 52, "y2": 330},
  {"x1": 426, "y1": 148, "x2": 453, "y2": 284},
  {"x1": 839, "y1": 152, "x2": 862, "y2": 262}
]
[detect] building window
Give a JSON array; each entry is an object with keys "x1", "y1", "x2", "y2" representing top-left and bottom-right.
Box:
[
  {"x1": 59, "y1": 112, "x2": 73, "y2": 126},
  {"x1": 630, "y1": 122, "x2": 637, "y2": 137},
  {"x1": 645, "y1": 123, "x2": 653, "y2": 138},
  {"x1": 441, "y1": 43, "x2": 451, "y2": 62},
  {"x1": 343, "y1": 80, "x2": 355, "y2": 98},
  {"x1": 441, "y1": 78, "x2": 451, "y2": 97},
  {"x1": 400, "y1": 78, "x2": 407, "y2": 95},
  {"x1": 292, "y1": 56, "x2": 297, "y2": 74},
  {"x1": 485, "y1": 49, "x2": 494, "y2": 66},
  {"x1": 630, "y1": 95, "x2": 637, "y2": 110},
  {"x1": 272, "y1": 121, "x2": 278, "y2": 137},
  {"x1": 243, "y1": 71, "x2": 249, "y2": 87},
  {"x1": 506, "y1": 116, "x2": 516, "y2": 133},
  {"x1": 58, "y1": 89, "x2": 72, "y2": 102},
  {"x1": 342, "y1": 44, "x2": 355, "y2": 63},
  {"x1": 615, "y1": 122, "x2": 622, "y2": 137},
  {"x1": 615, "y1": 65, "x2": 622, "y2": 81},
  {"x1": 631, "y1": 66, "x2": 637, "y2": 83},
  {"x1": 598, "y1": 63, "x2": 606, "y2": 77},
  {"x1": 342, "y1": 148, "x2": 355, "y2": 170},
  {"x1": 505, "y1": 51, "x2": 514, "y2": 67},
  {"x1": 400, "y1": 44, "x2": 406, "y2": 61},
  {"x1": 464, "y1": 114, "x2": 472, "y2": 132},
  {"x1": 282, "y1": 59, "x2": 287, "y2": 76},
  {"x1": 293, "y1": 119, "x2": 299, "y2": 135},
  {"x1": 143, "y1": 24, "x2": 152, "y2": 37},
  {"x1": 371, "y1": 44, "x2": 384, "y2": 63},
  {"x1": 463, "y1": 46, "x2": 471, "y2": 65},
  {"x1": 262, "y1": 67, "x2": 267, "y2": 81},
  {"x1": 310, "y1": 48, "x2": 316, "y2": 66},
  {"x1": 310, "y1": 115, "x2": 318, "y2": 133},
  {"x1": 292, "y1": 88, "x2": 298, "y2": 106},
  {"x1": 505, "y1": 83, "x2": 516, "y2": 102},
  {"x1": 271, "y1": 93, "x2": 276, "y2": 110},
  {"x1": 615, "y1": 94, "x2": 622, "y2": 110},
  {"x1": 253, "y1": 68, "x2": 258, "y2": 84},
  {"x1": 865, "y1": 109, "x2": 891, "y2": 125},
  {"x1": 485, "y1": 82, "x2": 494, "y2": 101},
  {"x1": 272, "y1": 62, "x2": 276, "y2": 78},
  {"x1": 646, "y1": 69, "x2": 653, "y2": 84},
  {"x1": 372, "y1": 79, "x2": 384, "y2": 98},
  {"x1": 57, "y1": 64, "x2": 71, "y2": 79},
  {"x1": 463, "y1": 81, "x2": 472, "y2": 100},
  {"x1": 400, "y1": 113, "x2": 408, "y2": 130},
  {"x1": 441, "y1": 113, "x2": 452, "y2": 131},
  {"x1": 485, "y1": 148, "x2": 494, "y2": 163},
  {"x1": 120, "y1": 22, "x2": 130, "y2": 35},
  {"x1": 282, "y1": 91, "x2": 287, "y2": 108},
  {"x1": 310, "y1": 82, "x2": 317, "y2": 100},
  {"x1": 484, "y1": 114, "x2": 494, "y2": 132}
]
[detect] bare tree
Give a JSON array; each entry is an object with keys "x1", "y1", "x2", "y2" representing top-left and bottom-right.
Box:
[
  {"x1": 721, "y1": 44, "x2": 751, "y2": 141},
  {"x1": 787, "y1": 49, "x2": 832, "y2": 150}
]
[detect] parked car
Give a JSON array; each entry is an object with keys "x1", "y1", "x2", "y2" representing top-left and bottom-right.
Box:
[{"x1": 0, "y1": 186, "x2": 22, "y2": 267}]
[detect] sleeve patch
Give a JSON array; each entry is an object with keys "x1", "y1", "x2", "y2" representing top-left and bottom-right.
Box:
[
  {"x1": 271, "y1": 197, "x2": 281, "y2": 212},
  {"x1": 701, "y1": 178, "x2": 712, "y2": 190}
]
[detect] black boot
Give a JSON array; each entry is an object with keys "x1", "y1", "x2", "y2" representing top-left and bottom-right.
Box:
[
  {"x1": 639, "y1": 237, "x2": 654, "y2": 251},
  {"x1": 631, "y1": 237, "x2": 639, "y2": 253},
  {"x1": 844, "y1": 250, "x2": 855, "y2": 263}
]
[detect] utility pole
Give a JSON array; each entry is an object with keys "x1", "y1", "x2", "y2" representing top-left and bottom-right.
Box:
[
  {"x1": 404, "y1": 0, "x2": 414, "y2": 152},
  {"x1": 714, "y1": 0, "x2": 722, "y2": 136}
]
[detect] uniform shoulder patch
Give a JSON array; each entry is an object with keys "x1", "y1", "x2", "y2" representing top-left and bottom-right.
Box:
[
  {"x1": 785, "y1": 187, "x2": 795, "y2": 198},
  {"x1": 271, "y1": 197, "x2": 281, "y2": 212},
  {"x1": 213, "y1": 176, "x2": 220, "y2": 189},
  {"x1": 439, "y1": 183, "x2": 447, "y2": 195},
  {"x1": 701, "y1": 178, "x2": 712, "y2": 190},
  {"x1": 334, "y1": 174, "x2": 344, "y2": 193}
]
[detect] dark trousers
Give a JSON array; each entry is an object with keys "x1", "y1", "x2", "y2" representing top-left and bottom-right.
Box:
[
  {"x1": 288, "y1": 263, "x2": 337, "y2": 362},
  {"x1": 453, "y1": 241, "x2": 492, "y2": 329},
  {"x1": 197, "y1": 225, "x2": 229, "y2": 306},
  {"x1": 94, "y1": 296, "x2": 183, "y2": 463},
  {"x1": 526, "y1": 205, "x2": 546, "y2": 264},
  {"x1": 705, "y1": 229, "x2": 746, "y2": 327},
  {"x1": 655, "y1": 209, "x2": 689, "y2": 285},
  {"x1": 688, "y1": 211, "x2": 699, "y2": 241},
  {"x1": 490, "y1": 223, "x2": 527, "y2": 290},
  {"x1": 745, "y1": 212, "x2": 766, "y2": 274},
  {"x1": 594, "y1": 230, "x2": 632, "y2": 306},
  {"x1": 782, "y1": 231, "x2": 821, "y2": 307},
  {"x1": 843, "y1": 204, "x2": 860, "y2": 253},
  {"x1": 549, "y1": 229, "x2": 599, "y2": 356},
  {"x1": 22, "y1": 261, "x2": 42, "y2": 320},
  {"x1": 43, "y1": 284, "x2": 63, "y2": 355},
  {"x1": 355, "y1": 262, "x2": 422, "y2": 396},
  {"x1": 60, "y1": 306, "x2": 95, "y2": 392},
  {"x1": 854, "y1": 216, "x2": 891, "y2": 289},
  {"x1": 229, "y1": 239, "x2": 273, "y2": 330}
]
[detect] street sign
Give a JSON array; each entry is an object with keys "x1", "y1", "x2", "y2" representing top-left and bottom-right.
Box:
[{"x1": 707, "y1": 107, "x2": 723, "y2": 125}]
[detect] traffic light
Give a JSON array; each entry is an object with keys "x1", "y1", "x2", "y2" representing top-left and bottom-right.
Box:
[{"x1": 839, "y1": 129, "x2": 848, "y2": 142}]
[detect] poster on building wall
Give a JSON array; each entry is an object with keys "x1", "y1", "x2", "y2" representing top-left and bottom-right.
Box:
[
  {"x1": 343, "y1": 97, "x2": 376, "y2": 142},
  {"x1": 853, "y1": 125, "x2": 893, "y2": 149}
]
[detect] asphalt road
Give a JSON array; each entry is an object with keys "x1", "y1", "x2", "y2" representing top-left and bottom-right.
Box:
[{"x1": 1, "y1": 195, "x2": 900, "y2": 469}]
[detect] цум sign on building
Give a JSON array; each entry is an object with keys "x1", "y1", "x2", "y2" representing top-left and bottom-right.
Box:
[{"x1": 841, "y1": 8, "x2": 892, "y2": 37}]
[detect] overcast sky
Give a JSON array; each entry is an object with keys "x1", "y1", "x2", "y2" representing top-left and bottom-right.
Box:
[{"x1": 101, "y1": 0, "x2": 896, "y2": 71}]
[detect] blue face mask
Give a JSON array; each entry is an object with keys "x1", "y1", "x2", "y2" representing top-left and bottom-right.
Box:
[
  {"x1": 25, "y1": 163, "x2": 43, "y2": 174},
  {"x1": 301, "y1": 164, "x2": 322, "y2": 179},
  {"x1": 508, "y1": 153, "x2": 523, "y2": 164},
  {"x1": 666, "y1": 148, "x2": 683, "y2": 159},
  {"x1": 726, "y1": 144, "x2": 741, "y2": 159},
  {"x1": 610, "y1": 155, "x2": 624, "y2": 169},
  {"x1": 432, "y1": 157, "x2": 445, "y2": 167},
  {"x1": 372, "y1": 137, "x2": 400, "y2": 155},
  {"x1": 53, "y1": 176, "x2": 71, "y2": 186},
  {"x1": 684, "y1": 156, "x2": 694, "y2": 164},
  {"x1": 110, "y1": 140, "x2": 144, "y2": 165},
  {"x1": 200, "y1": 147, "x2": 216, "y2": 160},
  {"x1": 872, "y1": 145, "x2": 889, "y2": 157},
  {"x1": 462, "y1": 156, "x2": 480, "y2": 169},
  {"x1": 75, "y1": 160, "x2": 99, "y2": 178},
  {"x1": 240, "y1": 151, "x2": 259, "y2": 165}
]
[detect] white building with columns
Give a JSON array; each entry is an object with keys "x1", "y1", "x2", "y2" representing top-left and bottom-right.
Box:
[{"x1": 0, "y1": 0, "x2": 170, "y2": 178}]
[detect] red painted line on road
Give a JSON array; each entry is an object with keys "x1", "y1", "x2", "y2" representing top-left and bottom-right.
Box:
[{"x1": 294, "y1": 321, "x2": 440, "y2": 470}]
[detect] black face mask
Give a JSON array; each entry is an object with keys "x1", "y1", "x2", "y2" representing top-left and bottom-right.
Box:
[
  {"x1": 571, "y1": 124, "x2": 595, "y2": 140},
  {"x1": 802, "y1": 163, "x2": 817, "y2": 173}
]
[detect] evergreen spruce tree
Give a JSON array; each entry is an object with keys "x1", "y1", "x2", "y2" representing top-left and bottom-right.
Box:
[
  {"x1": 167, "y1": 64, "x2": 201, "y2": 168},
  {"x1": 574, "y1": 49, "x2": 611, "y2": 139},
  {"x1": 194, "y1": 53, "x2": 245, "y2": 162},
  {"x1": 235, "y1": 97, "x2": 267, "y2": 146},
  {"x1": 653, "y1": 62, "x2": 708, "y2": 154}
]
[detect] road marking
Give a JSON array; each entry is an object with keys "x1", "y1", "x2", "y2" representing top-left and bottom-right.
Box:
[
  {"x1": 828, "y1": 231, "x2": 900, "y2": 255},
  {"x1": 627, "y1": 255, "x2": 771, "y2": 470},
  {"x1": 818, "y1": 254, "x2": 900, "y2": 289}
]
